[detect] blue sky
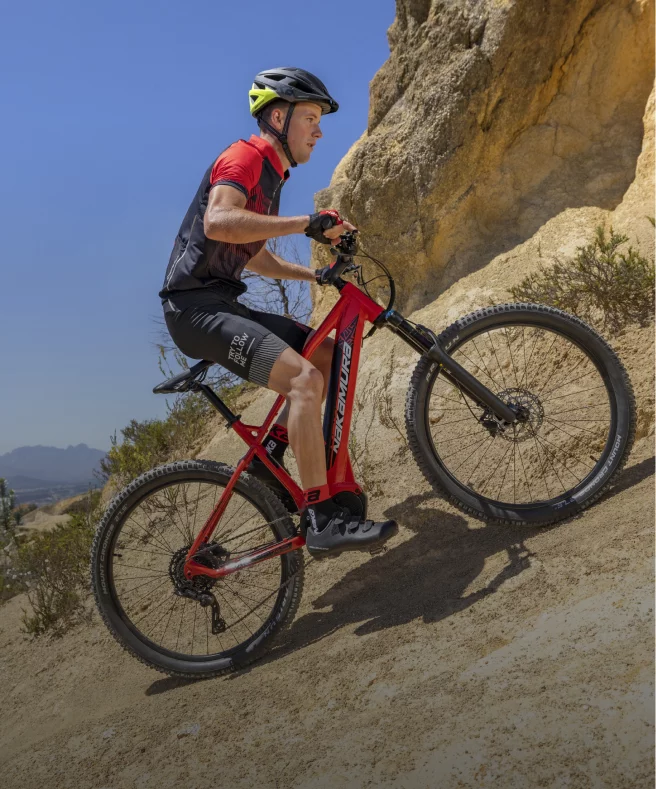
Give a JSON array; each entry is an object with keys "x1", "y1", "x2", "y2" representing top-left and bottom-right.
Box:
[{"x1": 0, "y1": 0, "x2": 394, "y2": 454}]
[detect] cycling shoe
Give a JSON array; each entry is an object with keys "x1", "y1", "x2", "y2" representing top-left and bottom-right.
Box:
[
  {"x1": 304, "y1": 509, "x2": 398, "y2": 559},
  {"x1": 245, "y1": 455, "x2": 298, "y2": 514}
]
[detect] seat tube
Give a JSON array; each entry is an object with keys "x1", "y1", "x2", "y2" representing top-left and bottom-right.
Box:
[{"x1": 323, "y1": 300, "x2": 366, "y2": 484}]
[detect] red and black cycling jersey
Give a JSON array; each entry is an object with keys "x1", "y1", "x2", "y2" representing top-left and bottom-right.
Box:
[{"x1": 159, "y1": 135, "x2": 289, "y2": 300}]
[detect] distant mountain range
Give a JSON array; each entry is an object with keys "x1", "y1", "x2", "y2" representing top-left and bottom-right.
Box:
[{"x1": 0, "y1": 444, "x2": 107, "y2": 504}]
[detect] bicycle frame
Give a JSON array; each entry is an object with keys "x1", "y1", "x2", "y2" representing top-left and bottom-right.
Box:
[
  {"x1": 183, "y1": 280, "x2": 384, "y2": 583},
  {"x1": 181, "y1": 251, "x2": 520, "y2": 584}
]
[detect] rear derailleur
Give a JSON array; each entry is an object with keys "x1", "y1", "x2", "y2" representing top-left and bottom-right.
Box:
[{"x1": 169, "y1": 543, "x2": 229, "y2": 634}]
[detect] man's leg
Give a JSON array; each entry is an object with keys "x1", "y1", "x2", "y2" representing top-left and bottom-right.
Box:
[
  {"x1": 267, "y1": 348, "x2": 327, "y2": 489},
  {"x1": 267, "y1": 334, "x2": 333, "y2": 431},
  {"x1": 266, "y1": 348, "x2": 397, "y2": 559}
]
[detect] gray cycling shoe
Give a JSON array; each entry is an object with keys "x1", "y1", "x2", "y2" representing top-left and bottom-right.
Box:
[{"x1": 304, "y1": 510, "x2": 398, "y2": 559}]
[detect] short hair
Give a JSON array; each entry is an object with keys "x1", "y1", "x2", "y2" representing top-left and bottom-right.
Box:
[{"x1": 257, "y1": 99, "x2": 290, "y2": 130}]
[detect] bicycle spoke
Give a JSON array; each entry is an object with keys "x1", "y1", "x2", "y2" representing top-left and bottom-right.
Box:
[
  {"x1": 516, "y1": 443, "x2": 532, "y2": 501},
  {"x1": 105, "y1": 470, "x2": 299, "y2": 660},
  {"x1": 486, "y1": 331, "x2": 508, "y2": 390},
  {"x1": 125, "y1": 514, "x2": 174, "y2": 555},
  {"x1": 541, "y1": 385, "x2": 605, "y2": 404},
  {"x1": 527, "y1": 332, "x2": 559, "y2": 392},
  {"x1": 478, "y1": 444, "x2": 511, "y2": 497},
  {"x1": 531, "y1": 434, "x2": 552, "y2": 499},
  {"x1": 471, "y1": 336, "x2": 499, "y2": 387},
  {"x1": 545, "y1": 415, "x2": 607, "y2": 436},
  {"x1": 504, "y1": 328, "x2": 520, "y2": 388},
  {"x1": 520, "y1": 327, "x2": 541, "y2": 388},
  {"x1": 427, "y1": 319, "x2": 613, "y2": 508},
  {"x1": 442, "y1": 435, "x2": 490, "y2": 462},
  {"x1": 540, "y1": 365, "x2": 598, "y2": 399}
]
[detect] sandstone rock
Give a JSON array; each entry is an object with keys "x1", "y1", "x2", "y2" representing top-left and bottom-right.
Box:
[{"x1": 311, "y1": 0, "x2": 655, "y2": 316}]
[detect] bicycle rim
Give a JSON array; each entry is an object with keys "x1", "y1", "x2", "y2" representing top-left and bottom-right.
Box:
[
  {"x1": 425, "y1": 318, "x2": 617, "y2": 511},
  {"x1": 105, "y1": 474, "x2": 292, "y2": 662}
]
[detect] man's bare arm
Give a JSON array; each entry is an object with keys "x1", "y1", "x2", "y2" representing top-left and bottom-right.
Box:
[
  {"x1": 244, "y1": 246, "x2": 316, "y2": 281},
  {"x1": 204, "y1": 185, "x2": 309, "y2": 244}
]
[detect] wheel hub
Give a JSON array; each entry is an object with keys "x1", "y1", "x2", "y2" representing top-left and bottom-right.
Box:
[{"x1": 496, "y1": 387, "x2": 544, "y2": 443}]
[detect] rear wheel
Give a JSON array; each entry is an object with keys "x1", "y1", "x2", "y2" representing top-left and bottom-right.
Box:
[
  {"x1": 91, "y1": 460, "x2": 303, "y2": 678},
  {"x1": 405, "y1": 304, "x2": 635, "y2": 525}
]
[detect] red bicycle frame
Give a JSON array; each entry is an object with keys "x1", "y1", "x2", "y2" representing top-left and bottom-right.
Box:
[{"x1": 183, "y1": 281, "x2": 384, "y2": 583}]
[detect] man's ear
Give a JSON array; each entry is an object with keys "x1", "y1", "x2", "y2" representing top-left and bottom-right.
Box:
[{"x1": 271, "y1": 107, "x2": 285, "y2": 131}]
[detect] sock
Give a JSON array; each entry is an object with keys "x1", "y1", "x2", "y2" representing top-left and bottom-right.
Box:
[
  {"x1": 263, "y1": 423, "x2": 289, "y2": 462},
  {"x1": 302, "y1": 485, "x2": 338, "y2": 534}
]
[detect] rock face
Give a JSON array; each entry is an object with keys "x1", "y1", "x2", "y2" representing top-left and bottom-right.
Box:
[{"x1": 312, "y1": 0, "x2": 655, "y2": 314}]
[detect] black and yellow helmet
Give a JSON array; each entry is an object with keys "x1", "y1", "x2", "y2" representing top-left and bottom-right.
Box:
[
  {"x1": 249, "y1": 67, "x2": 338, "y2": 168},
  {"x1": 249, "y1": 67, "x2": 339, "y2": 117}
]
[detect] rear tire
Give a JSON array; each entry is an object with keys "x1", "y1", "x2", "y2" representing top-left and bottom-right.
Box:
[
  {"x1": 405, "y1": 304, "x2": 635, "y2": 525},
  {"x1": 91, "y1": 459, "x2": 303, "y2": 678}
]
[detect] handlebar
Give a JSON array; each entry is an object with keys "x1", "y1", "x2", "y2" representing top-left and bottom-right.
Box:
[
  {"x1": 323, "y1": 230, "x2": 359, "y2": 285},
  {"x1": 319, "y1": 229, "x2": 396, "y2": 314}
]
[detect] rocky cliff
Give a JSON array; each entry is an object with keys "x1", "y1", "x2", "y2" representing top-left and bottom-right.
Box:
[{"x1": 312, "y1": 0, "x2": 655, "y2": 314}]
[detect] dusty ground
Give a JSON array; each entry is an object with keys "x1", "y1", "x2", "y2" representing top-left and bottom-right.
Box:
[
  {"x1": 0, "y1": 430, "x2": 653, "y2": 789},
  {"x1": 2, "y1": 204, "x2": 654, "y2": 788}
]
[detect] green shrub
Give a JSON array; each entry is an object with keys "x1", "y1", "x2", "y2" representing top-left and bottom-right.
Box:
[
  {"x1": 16, "y1": 491, "x2": 101, "y2": 636},
  {"x1": 99, "y1": 349, "x2": 257, "y2": 488},
  {"x1": 98, "y1": 392, "x2": 212, "y2": 488},
  {"x1": 510, "y1": 226, "x2": 655, "y2": 335}
]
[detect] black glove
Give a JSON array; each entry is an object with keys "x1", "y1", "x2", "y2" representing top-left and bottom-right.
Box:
[
  {"x1": 314, "y1": 263, "x2": 336, "y2": 286},
  {"x1": 304, "y1": 210, "x2": 343, "y2": 244}
]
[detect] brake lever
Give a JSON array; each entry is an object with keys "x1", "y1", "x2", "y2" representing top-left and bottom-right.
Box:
[{"x1": 330, "y1": 229, "x2": 359, "y2": 256}]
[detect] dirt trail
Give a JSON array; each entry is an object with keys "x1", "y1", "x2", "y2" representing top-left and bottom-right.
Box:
[
  {"x1": 0, "y1": 431, "x2": 653, "y2": 788},
  {"x1": 2, "y1": 204, "x2": 654, "y2": 787}
]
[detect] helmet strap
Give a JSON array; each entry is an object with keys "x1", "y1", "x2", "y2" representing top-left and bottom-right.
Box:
[{"x1": 257, "y1": 102, "x2": 297, "y2": 168}]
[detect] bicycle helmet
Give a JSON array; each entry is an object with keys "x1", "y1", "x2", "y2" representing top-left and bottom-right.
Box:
[{"x1": 249, "y1": 67, "x2": 339, "y2": 167}]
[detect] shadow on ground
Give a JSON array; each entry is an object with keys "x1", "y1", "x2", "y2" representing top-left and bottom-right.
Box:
[{"x1": 146, "y1": 456, "x2": 654, "y2": 694}]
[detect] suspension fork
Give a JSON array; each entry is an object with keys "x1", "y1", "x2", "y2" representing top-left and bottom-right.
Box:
[{"x1": 381, "y1": 310, "x2": 518, "y2": 424}]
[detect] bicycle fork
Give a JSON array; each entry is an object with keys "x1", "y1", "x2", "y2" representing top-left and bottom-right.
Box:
[{"x1": 381, "y1": 310, "x2": 518, "y2": 425}]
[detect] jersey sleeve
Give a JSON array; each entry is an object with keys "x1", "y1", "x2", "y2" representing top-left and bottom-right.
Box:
[{"x1": 210, "y1": 141, "x2": 263, "y2": 199}]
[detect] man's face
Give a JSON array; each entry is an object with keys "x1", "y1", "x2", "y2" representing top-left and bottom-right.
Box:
[{"x1": 271, "y1": 101, "x2": 323, "y2": 165}]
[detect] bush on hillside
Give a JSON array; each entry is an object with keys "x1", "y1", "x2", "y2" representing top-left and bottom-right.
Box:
[
  {"x1": 99, "y1": 345, "x2": 257, "y2": 489},
  {"x1": 510, "y1": 226, "x2": 655, "y2": 335},
  {"x1": 97, "y1": 391, "x2": 211, "y2": 488},
  {"x1": 16, "y1": 491, "x2": 102, "y2": 636}
]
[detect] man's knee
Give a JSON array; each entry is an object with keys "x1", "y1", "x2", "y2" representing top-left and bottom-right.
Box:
[
  {"x1": 268, "y1": 348, "x2": 323, "y2": 400},
  {"x1": 289, "y1": 362, "x2": 324, "y2": 402}
]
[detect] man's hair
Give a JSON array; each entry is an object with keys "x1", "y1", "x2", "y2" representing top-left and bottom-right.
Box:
[{"x1": 257, "y1": 99, "x2": 290, "y2": 130}]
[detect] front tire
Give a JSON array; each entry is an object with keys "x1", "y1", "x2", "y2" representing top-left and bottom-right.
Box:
[{"x1": 405, "y1": 304, "x2": 635, "y2": 525}]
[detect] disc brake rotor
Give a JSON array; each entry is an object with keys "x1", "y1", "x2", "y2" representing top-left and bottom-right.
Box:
[{"x1": 497, "y1": 387, "x2": 545, "y2": 443}]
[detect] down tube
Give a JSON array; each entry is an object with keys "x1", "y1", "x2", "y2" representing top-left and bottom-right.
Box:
[{"x1": 323, "y1": 302, "x2": 367, "y2": 483}]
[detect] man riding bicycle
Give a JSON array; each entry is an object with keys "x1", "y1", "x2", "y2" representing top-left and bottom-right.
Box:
[{"x1": 160, "y1": 67, "x2": 398, "y2": 558}]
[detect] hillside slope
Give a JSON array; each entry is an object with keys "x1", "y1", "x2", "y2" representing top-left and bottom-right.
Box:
[
  {"x1": 1, "y1": 1, "x2": 653, "y2": 785},
  {"x1": 1, "y1": 217, "x2": 653, "y2": 789},
  {"x1": 0, "y1": 407, "x2": 652, "y2": 788}
]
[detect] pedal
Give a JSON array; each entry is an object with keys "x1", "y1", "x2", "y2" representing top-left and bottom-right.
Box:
[{"x1": 369, "y1": 545, "x2": 388, "y2": 557}]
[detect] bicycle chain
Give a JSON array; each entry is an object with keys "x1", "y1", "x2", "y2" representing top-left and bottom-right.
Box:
[{"x1": 195, "y1": 513, "x2": 312, "y2": 603}]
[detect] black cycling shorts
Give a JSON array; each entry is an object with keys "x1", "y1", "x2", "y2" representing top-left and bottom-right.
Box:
[{"x1": 162, "y1": 289, "x2": 313, "y2": 387}]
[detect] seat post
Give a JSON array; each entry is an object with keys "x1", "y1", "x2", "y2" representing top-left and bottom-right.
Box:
[{"x1": 194, "y1": 383, "x2": 240, "y2": 426}]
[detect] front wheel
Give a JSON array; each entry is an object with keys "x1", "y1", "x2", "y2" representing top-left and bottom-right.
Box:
[{"x1": 405, "y1": 304, "x2": 635, "y2": 525}]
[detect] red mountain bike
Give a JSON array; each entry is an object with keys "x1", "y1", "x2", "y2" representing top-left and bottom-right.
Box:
[{"x1": 91, "y1": 232, "x2": 635, "y2": 677}]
